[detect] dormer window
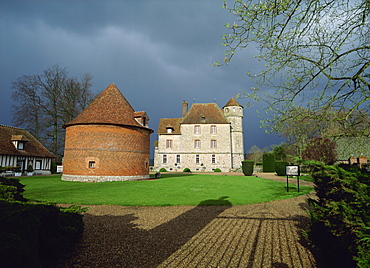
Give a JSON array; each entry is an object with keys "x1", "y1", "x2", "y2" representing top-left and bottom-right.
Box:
[
  {"x1": 17, "y1": 141, "x2": 25, "y2": 150},
  {"x1": 134, "y1": 111, "x2": 149, "y2": 127},
  {"x1": 11, "y1": 135, "x2": 28, "y2": 150},
  {"x1": 167, "y1": 128, "x2": 173, "y2": 133}
]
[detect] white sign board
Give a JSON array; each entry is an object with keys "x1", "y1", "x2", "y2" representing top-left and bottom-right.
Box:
[
  {"x1": 57, "y1": 165, "x2": 63, "y2": 173},
  {"x1": 286, "y1": 165, "x2": 300, "y2": 176}
]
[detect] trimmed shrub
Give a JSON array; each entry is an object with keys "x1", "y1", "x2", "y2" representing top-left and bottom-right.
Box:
[
  {"x1": 262, "y1": 153, "x2": 275, "y2": 172},
  {"x1": 213, "y1": 168, "x2": 221, "y2": 172},
  {"x1": 51, "y1": 161, "x2": 57, "y2": 174},
  {"x1": 242, "y1": 160, "x2": 254, "y2": 176},
  {"x1": 159, "y1": 168, "x2": 167, "y2": 172},
  {"x1": 26, "y1": 164, "x2": 34, "y2": 173},
  {"x1": 275, "y1": 161, "x2": 289, "y2": 176},
  {"x1": 183, "y1": 167, "x2": 191, "y2": 172},
  {"x1": 0, "y1": 201, "x2": 85, "y2": 268},
  {"x1": 0, "y1": 177, "x2": 27, "y2": 202},
  {"x1": 305, "y1": 162, "x2": 370, "y2": 267}
]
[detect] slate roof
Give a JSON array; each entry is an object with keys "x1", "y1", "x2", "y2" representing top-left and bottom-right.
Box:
[
  {"x1": 181, "y1": 103, "x2": 230, "y2": 124},
  {"x1": 223, "y1": 97, "x2": 243, "y2": 108},
  {"x1": 63, "y1": 84, "x2": 153, "y2": 132},
  {"x1": 0, "y1": 125, "x2": 55, "y2": 158},
  {"x1": 157, "y1": 118, "x2": 183, "y2": 134}
]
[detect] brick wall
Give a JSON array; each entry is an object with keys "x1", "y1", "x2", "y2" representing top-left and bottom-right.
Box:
[{"x1": 63, "y1": 124, "x2": 150, "y2": 179}]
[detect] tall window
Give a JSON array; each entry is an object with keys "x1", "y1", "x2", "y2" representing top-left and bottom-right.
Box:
[
  {"x1": 195, "y1": 154, "x2": 200, "y2": 164},
  {"x1": 194, "y1": 125, "x2": 201, "y2": 134},
  {"x1": 166, "y1": 139, "x2": 173, "y2": 148},
  {"x1": 163, "y1": 155, "x2": 167, "y2": 164},
  {"x1": 35, "y1": 160, "x2": 42, "y2": 170},
  {"x1": 211, "y1": 140, "x2": 217, "y2": 148},
  {"x1": 210, "y1": 125, "x2": 217, "y2": 134},
  {"x1": 176, "y1": 155, "x2": 181, "y2": 163},
  {"x1": 212, "y1": 154, "x2": 216, "y2": 163},
  {"x1": 194, "y1": 140, "x2": 200, "y2": 149}
]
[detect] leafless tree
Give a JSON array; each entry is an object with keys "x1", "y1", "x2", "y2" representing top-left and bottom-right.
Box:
[{"x1": 11, "y1": 65, "x2": 94, "y2": 158}]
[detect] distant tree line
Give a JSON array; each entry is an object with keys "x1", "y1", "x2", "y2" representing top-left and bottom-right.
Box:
[
  {"x1": 11, "y1": 65, "x2": 96, "y2": 160},
  {"x1": 247, "y1": 106, "x2": 369, "y2": 165}
]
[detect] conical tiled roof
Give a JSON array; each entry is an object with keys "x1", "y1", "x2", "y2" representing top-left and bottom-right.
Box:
[
  {"x1": 223, "y1": 97, "x2": 243, "y2": 108},
  {"x1": 64, "y1": 84, "x2": 149, "y2": 130}
]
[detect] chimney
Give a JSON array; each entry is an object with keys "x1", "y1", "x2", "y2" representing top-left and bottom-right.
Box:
[{"x1": 182, "y1": 101, "x2": 188, "y2": 117}]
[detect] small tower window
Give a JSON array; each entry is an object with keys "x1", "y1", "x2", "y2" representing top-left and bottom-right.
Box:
[{"x1": 89, "y1": 161, "x2": 96, "y2": 168}]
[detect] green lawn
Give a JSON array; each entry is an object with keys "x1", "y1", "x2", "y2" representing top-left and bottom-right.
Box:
[{"x1": 18, "y1": 173, "x2": 313, "y2": 206}]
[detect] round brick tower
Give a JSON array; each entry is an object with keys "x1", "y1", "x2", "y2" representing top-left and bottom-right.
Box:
[{"x1": 62, "y1": 84, "x2": 153, "y2": 182}]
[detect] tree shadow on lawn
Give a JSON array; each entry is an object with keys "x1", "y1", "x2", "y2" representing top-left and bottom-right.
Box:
[
  {"x1": 56, "y1": 196, "x2": 232, "y2": 267},
  {"x1": 148, "y1": 172, "x2": 197, "y2": 179}
]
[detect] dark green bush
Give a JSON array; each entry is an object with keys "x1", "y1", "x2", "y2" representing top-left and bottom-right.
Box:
[
  {"x1": 0, "y1": 177, "x2": 27, "y2": 202},
  {"x1": 0, "y1": 201, "x2": 85, "y2": 268},
  {"x1": 51, "y1": 161, "x2": 57, "y2": 174},
  {"x1": 183, "y1": 167, "x2": 191, "y2": 172},
  {"x1": 306, "y1": 162, "x2": 370, "y2": 267},
  {"x1": 159, "y1": 168, "x2": 167, "y2": 172},
  {"x1": 213, "y1": 168, "x2": 221, "y2": 172},
  {"x1": 26, "y1": 164, "x2": 34, "y2": 173},
  {"x1": 242, "y1": 160, "x2": 254, "y2": 176},
  {"x1": 275, "y1": 161, "x2": 289, "y2": 176},
  {"x1": 262, "y1": 153, "x2": 275, "y2": 172}
]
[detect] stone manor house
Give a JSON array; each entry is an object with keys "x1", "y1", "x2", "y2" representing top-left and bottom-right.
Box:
[{"x1": 154, "y1": 98, "x2": 244, "y2": 172}]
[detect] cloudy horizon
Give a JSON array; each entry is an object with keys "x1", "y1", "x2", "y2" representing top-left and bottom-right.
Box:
[{"x1": 0, "y1": 0, "x2": 285, "y2": 157}]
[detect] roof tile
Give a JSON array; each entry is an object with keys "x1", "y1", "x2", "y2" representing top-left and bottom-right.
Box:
[
  {"x1": 64, "y1": 84, "x2": 152, "y2": 132},
  {"x1": 181, "y1": 103, "x2": 229, "y2": 124},
  {"x1": 0, "y1": 125, "x2": 55, "y2": 158},
  {"x1": 223, "y1": 97, "x2": 242, "y2": 108}
]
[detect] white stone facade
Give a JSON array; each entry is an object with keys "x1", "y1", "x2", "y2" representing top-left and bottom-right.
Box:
[{"x1": 154, "y1": 98, "x2": 244, "y2": 172}]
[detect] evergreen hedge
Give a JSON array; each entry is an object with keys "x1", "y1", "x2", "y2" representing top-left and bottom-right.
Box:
[
  {"x1": 242, "y1": 160, "x2": 254, "y2": 176},
  {"x1": 0, "y1": 201, "x2": 85, "y2": 267},
  {"x1": 0, "y1": 177, "x2": 86, "y2": 267},
  {"x1": 275, "y1": 161, "x2": 289, "y2": 176},
  {"x1": 306, "y1": 162, "x2": 370, "y2": 267},
  {"x1": 0, "y1": 177, "x2": 27, "y2": 202},
  {"x1": 262, "y1": 153, "x2": 275, "y2": 172}
]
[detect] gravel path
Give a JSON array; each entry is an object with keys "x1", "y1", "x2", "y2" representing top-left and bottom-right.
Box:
[{"x1": 56, "y1": 173, "x2": 317, "y2": 268}]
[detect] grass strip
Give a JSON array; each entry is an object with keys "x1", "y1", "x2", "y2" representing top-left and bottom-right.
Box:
[{"x1": 18, "y1": 173, "x2": 312, "y2": 206}]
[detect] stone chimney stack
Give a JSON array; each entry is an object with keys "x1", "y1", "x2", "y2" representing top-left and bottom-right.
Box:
[{"x1": 182, "y1": 101, "x2": 188, "y2": 117}]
